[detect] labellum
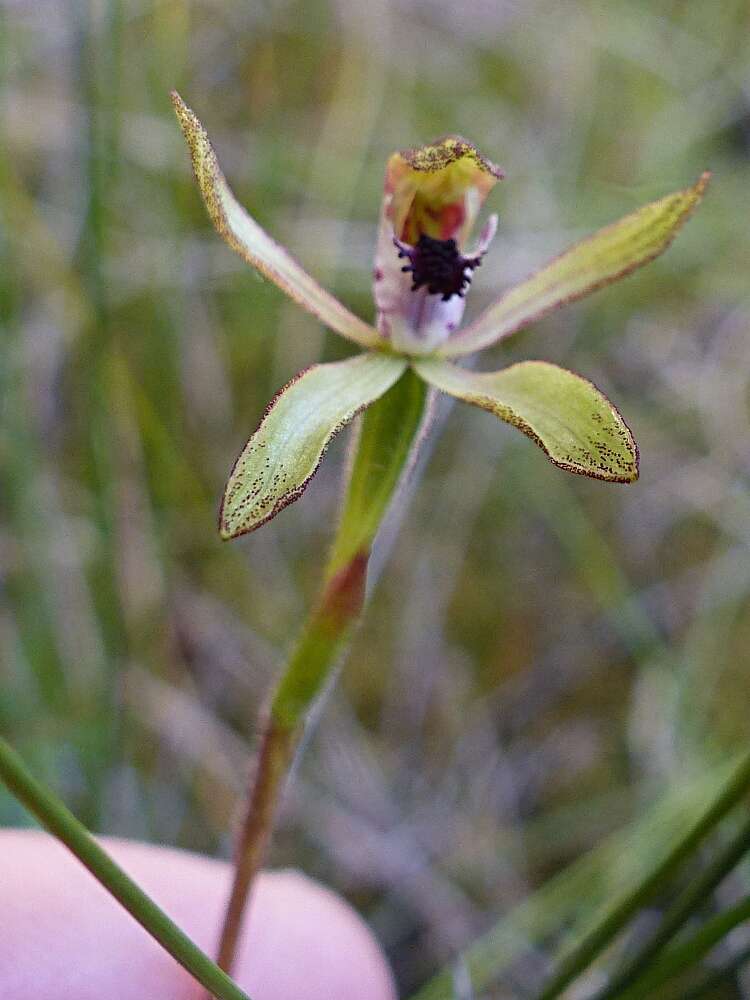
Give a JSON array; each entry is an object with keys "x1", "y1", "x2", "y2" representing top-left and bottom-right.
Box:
[{"x1": 373, "y1": 136, "x2": 503, "y2": 354}]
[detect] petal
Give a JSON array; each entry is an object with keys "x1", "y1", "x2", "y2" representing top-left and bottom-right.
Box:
[
  {"x1": 171, "y1": 92, "x2": 380, "y2": 350},
  {"x1": 413, "y1": 357, "x2": 638, "y2": 482},
  {"x1": 220, "y1": 352, "x2": 407, "y2": 539},
  {"x1": 442, "y1": 173, "x2": 710, "y2": 357}
]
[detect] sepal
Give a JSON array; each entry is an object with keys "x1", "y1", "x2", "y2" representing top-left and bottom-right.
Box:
[
  {"x1": 220, "y1": 353, "x2": 407, "y2": 538},
  {"x1": 443, "y1": 173, "x2": 710, "y2": 356}
]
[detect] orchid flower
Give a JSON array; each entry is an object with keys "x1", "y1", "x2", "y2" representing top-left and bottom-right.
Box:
[{"x1": 171, "y1": 92, "x2": 709, "y2": 541}]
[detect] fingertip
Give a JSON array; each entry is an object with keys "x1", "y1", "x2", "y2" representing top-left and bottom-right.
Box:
[{"x1": 0, "y1": 830, "x2": 396, "y2": 1000}]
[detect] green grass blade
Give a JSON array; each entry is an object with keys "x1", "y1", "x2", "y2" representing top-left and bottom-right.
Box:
[
  {"x1": 536, "y1": 751, "x2": 750, "y2": 1000},
  {"x1": 678, "y1": 942, "x2": 750, "y2": 1000},
  {"x1": 593, "y1": 810, "x2": 750, "y2": 1000},
  {"x1": 614, "y1": 894, "x2": 750, "y2": 1000},
  {"x1": 409, "y1": 755, "x2": 750, "y2": 1000},
  {"x1": 0, "y1": 737, "x2": 253, "y2": 1000}
]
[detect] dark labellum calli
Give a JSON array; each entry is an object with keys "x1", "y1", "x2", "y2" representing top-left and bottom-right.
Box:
[{"x1": 394, "y1": 234, "x2": 482, "y2": 301}]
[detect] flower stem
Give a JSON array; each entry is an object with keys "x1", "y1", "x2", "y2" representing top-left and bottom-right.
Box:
[
  {"x1": 0, "y1": 736, "x2": 252, "y2": 1000},
  {"x1": 215, "y1": 368, "x2": 428, "y2": 974},
  {"x1": 216, "y1": 719, "x2": 298, "y2": 971}
]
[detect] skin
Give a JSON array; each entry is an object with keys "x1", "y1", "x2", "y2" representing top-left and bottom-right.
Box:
[{"x1": 0, "y1": 829, "x2": 397, "y2": 1000}]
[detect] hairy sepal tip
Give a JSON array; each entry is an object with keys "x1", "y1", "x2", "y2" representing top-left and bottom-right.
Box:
[
  {"x1": 442, "y1": 170, "x2": 713, "y2": 358},
  {"x1": 170, "y1": 91, "x2": 381, "y2": 349}
]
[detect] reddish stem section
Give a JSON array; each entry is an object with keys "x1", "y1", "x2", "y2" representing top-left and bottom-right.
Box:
[
  {"x1": 215, "y1": 550, "x2": 369, "y2": 978},
  {"x1": 216, "y1": 720, "x2": 297, "y2": 974},
  {"x1": 319, "y1": 551, "x2": 368, "y2": 628}
]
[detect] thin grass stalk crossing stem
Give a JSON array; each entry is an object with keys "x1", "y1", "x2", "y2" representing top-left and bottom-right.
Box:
[
  {"x1": 214, "y1": 370, "x2": 429, "y2": 976},
  {"x1": 0, "y1": 736, "x2": 253, "y2": 1000}
]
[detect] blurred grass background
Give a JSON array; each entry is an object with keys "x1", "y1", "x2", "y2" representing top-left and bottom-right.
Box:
[{"x1": 1, "y1": 0, "x2": 750, "y2": 995}]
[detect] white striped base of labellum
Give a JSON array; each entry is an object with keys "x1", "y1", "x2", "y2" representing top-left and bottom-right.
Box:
[{"x1": 374, "y1": 214, "x2": 498, "y2": 355}]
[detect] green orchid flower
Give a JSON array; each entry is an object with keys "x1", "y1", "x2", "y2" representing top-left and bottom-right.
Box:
[{"x1": 171, "y1": 92, "x2": 709, "y2": 541}]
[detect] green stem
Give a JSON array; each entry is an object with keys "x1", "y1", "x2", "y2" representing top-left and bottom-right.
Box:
[
  {"x1": 535, "y1": 750, "x2": 750, "y2": 1000},
  {"x1": 0, "y1": 736, "x2": 252, "y2": 1000},
  {"x1": 594, "y1": 809, "x2": 750, "y2": 1000},
  {"x1": 216, "y1": 368, "x2": 428, "y2": 974}
]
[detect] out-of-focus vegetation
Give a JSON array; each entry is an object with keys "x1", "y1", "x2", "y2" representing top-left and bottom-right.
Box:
[{"x1": 1, "y1": 0, "x2": 749, "y2": 995}]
